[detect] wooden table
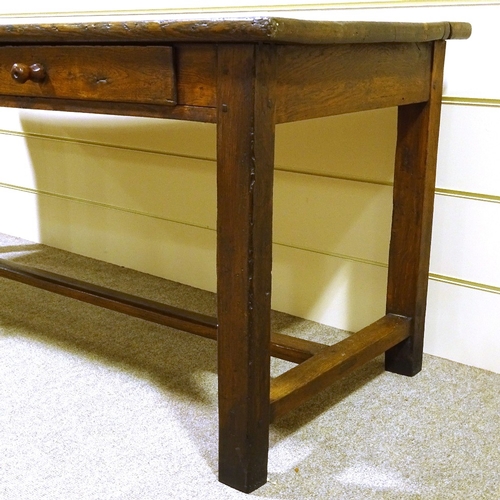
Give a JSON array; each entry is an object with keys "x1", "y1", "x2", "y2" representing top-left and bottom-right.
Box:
[{"x1": 0, "y1": 16, "x2": 471, "y2": 493}]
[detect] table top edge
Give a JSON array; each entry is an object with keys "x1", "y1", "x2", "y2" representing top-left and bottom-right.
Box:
[{"x1": 0, "y1": 17, "x2": 472, "y2": 44}]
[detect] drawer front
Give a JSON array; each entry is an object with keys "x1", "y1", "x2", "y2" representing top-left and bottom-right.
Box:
[{"x1": 0, "y1": 45, "x2": 176, "y2": 105}]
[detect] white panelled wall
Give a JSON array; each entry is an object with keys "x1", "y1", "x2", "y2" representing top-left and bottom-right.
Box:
[{"x1": 0, "y1": 1, "x2": 499, "y2": 373}]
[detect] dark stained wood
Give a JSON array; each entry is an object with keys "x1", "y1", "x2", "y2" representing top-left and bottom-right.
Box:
[
  {"x1": 29, "y1": 62, "x2": 47, "y2": 83},
  {"x1": 175, "y1": 43, "x2": 217, "y2": 108},
  {"x1": 270, "y1": 332, "x2": 327, "y2": 363},
  {"x1": 0, "y1": 96, "x2": 216, "y2": 122},
  {"x1": 10, "y1": 62, "x2": 31, "y2": 83},
  {"x1": 385, "y1": 41, "x2": 447, "y2": 376},
  {"x1": 275, "y1": 42, "x2": 431, "y2": 123},
  {"x1": 0, "y1": 257, "x2": 216, "y2": 337},
  {"x1": 0, "y1": 43, "x2": 217, "y2": 122},
  {"x1": 270, "y1": 314, "x2": 411, "y2": 422},
  {"x1": 11, "y1": 62, "x2": 46, "y2": 83},
  {"x1": 0, "y1": 45, "x2": 176, "y2": 105},
  {"x1": 0, "y1": 15, "x2": 472, "y2": 494},
  {"x1": 0, "y1": 17, "x2": 470, "y2": 44},
  {"x1": 216, "y1": 43, "x2": 276, "y2": 493},
  {"x1": 0, "y1": 258, "x2": 324, "y2": 364}
]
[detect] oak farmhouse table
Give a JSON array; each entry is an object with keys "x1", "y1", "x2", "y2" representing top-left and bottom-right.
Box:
[{"x1": 0, "y1": 16, "x2": 471, "y2": 493}]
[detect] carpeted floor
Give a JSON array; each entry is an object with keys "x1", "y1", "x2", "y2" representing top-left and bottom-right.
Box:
[{"x1": 1, "y1": 233, "x2": 499, "y2": 499}]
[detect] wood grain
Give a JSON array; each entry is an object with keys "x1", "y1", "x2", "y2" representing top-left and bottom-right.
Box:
[
  {"x1": 0, "y1": 15, "x2": 471, "y2": 493},
  {"x1": 0, "y1": 43, "x2": 217, "y2": 121},
  {"x1": 0, "y1": 258, "x2": 324, "y2": 364},
  {"x1": 0, "y1": 45, "x2": 176, "y2": 105},
  {"x1": 216, "y1": 43, "x2": 277, "y2": 492},
  {"x1": 0, "y1": 257, "x2": 216, "y2": 338},
  {"x1": 0, "y1": 17, "x2": 471, "y2": 44},
  {"x1": 385, "y1": 41, "x2": 447, "y2": 376},
  {"x1": 175, "y1": 43, "x2": 217, "y2": 108},
  {"x1": 0, "y1": 95, "x2": 216, "y2": 122},
  {"x1": 270, "y1": 314, "x2": 411, "y2": 422},
  {"x1": 276, "y1": 42, "x2": 431, "y2": 123},
  {"x1": 270, "y1": 332, "x2": 327, "y2": 363}
]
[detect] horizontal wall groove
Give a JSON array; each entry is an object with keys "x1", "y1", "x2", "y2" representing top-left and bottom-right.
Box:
[
  {"x1": 2, "y1": 1, "x2": 500, "y2": 17},
  {"x1": 0, "y1": 181, "x2": 215, "y2": 233},
  {"x1": 443, "y1": 97, "x2": 500, "y2": 108},
  {"x1": 2, "y1": 129, "x2": 389, "y2": 187},
  {"x1": 274, "y1": 166, "x2": 393, "y2": 186},
  {"x1": 274, "y1": 240, "x2": 388, "y2": 268},
  {"x1": 0, "y1": 129, "x2": 216, "y2": 165},
  {"x1": 277, "y1": 170, "x2": 500, "y2": 204},
  {"x1": 1, "y1": 182, "x2": 498, "y2": 295},
  {"x1": 436, "y1": 189, "x2": 500, "y2": 204},
  {"x1": 274, "y1": 242, "x2": 500, "y2": 296},
  {"x1": 429, "y1": 273, "x2": 500, "y2": 295},
  {"x1": 3, "y1": 131, "x2": 497, "y2": 204}
]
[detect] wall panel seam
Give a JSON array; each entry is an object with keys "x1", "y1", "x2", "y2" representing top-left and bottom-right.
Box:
[
  {"x1": 436, "y1": 189, "x2": 500, "y2": 204},
  {"x1": 0, "y1": 129, "x2": 216, "y2": 164},
  {"x1": 275, "y1": 167, "x2": 393, "y2": 186},
  {"x1": 429, "y1": 273, "x2": 500, "y2": 295},
  {"x1": 275, "y1": 170, "x2": 500, "y2": 204},
  {"x1": 443, "y1": 97, "x2": 500, "y2": 107},
  {"x1": 0, "y1": 181, "x2": 215, "y2": 232},
  {"x1": 1, "y1": 182, "x2": 498, "y2": 295},
  {"x1": 2, "y1": 1, "x2": 500, "y2": 18},
  {"x1": 2, "y1": 127, "x2": 497, "y2": 203},
  {"x1": 274, "y1": 240, "x2": 388, "y2": 267}
]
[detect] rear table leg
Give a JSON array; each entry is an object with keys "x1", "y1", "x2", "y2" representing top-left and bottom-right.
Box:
[{"x1": 385, "y1": 41, "x2": 446, "y2": 376}]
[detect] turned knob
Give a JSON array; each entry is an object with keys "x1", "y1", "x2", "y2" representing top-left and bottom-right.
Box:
[{"x1": 11, "y1": 63, "x2": 47, "y2": 83}]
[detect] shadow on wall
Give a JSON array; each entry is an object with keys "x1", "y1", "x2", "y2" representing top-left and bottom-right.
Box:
[{"x1": 18, "y1": 106, "x2": 397, "y2": 333}]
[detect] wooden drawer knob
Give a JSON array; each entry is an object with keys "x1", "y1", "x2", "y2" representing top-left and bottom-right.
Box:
[{"x1": 11, "y1": 63, "x2": 46, "y2": 83}]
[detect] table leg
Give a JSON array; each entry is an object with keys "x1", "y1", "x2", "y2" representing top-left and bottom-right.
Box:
[
  {"x1": 385, "y1": 41, "x2": 446, "y2": 376},
  {"x1": 216, "y1": 44, "x2": 276, "y2": 492}
]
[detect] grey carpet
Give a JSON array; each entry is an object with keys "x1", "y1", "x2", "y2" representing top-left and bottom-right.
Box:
[{"x1": 0, "y1": 233, "x2": 499, "y2": 499}]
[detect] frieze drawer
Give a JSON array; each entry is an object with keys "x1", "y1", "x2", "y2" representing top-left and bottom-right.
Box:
[{"x1": 0, "y1": 45, "x2": 176, "y2": 105}]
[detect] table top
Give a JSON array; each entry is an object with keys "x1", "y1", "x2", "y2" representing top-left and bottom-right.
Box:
[{"x1": 0, "y1": 16, "x2": 471, "y2": 45}]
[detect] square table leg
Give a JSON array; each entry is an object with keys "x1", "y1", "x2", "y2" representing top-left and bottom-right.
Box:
[
  {"x1": 385, "y1": 41, "x2": 446, "y2": 376},
  {"x1": 215, "y1": 43, "x2": 277, "y2": 493}
]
